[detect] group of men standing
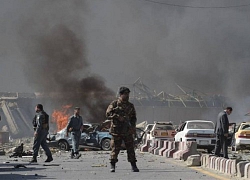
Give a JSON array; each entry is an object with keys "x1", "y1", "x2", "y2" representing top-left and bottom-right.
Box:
[
  {"x1": 30, "y1": 86, "x2": 232, "y2": 172},
  {"x1": 30, "y1": 86, "x2": 139, "y2": 172}
]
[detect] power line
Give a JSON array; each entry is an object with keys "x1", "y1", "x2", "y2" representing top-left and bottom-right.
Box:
[{"x1": 142, "y1": 0, "x2": 250, "y2": 8}]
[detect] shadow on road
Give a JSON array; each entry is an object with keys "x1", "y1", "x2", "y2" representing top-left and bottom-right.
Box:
[{"x1": 0, "y1": 173, "x2": 53, "y2": 179}]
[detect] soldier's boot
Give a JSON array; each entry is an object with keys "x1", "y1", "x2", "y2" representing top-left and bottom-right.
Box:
[
  {"x1": 45, "y1": 156, "x2": 53, "y2": 162},
  {"x1": 110, "y1": 162, "x2": 116, "y2": 172},
  {"x1": 131, "y1": 162, "x2": 139, "y2": 172},
  {"x1": 30, "y1": 156, "x2": 37, "y2": 163}
]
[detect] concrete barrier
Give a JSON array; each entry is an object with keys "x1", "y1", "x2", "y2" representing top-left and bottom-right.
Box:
[
  {"x1": 186, "y1": 154, "x2": 201, "y2": 166},
  {"x1": 152, "y1": 139, "x2": 161, "y2": 154},
  {"x1": 180, "y1": 142, "x2": 199, "y2": 161},
  {"x1": 154, "y1": 140, "x2": 164, "y2": 155},
  {"x1": 173, "y1": 141, "x2": 185, "y2": 160},
  {"x1": 200, "y1": 154, "x2": 250, "y2": 178},
  {"x1": 168, "y1": 141, "x2": 179, "y2": 158},
  {"x1": 140, "y1": 140, "x2": 150, "y2": 152},
  {"x1": 208, "y1": 156, "x2": 217, "y2": 169},
  {"x1": 225, "y1": 159, "x2": 238, "y2": 176},
  {"x1": 173, "y1": 141, "x2": 199, "y2": 161},
  {"x1": 214, "y1": 157, "x2": 222, "y2": 171},
  {"x1": 219, "y1": 158, "x2": 227, "y2": 173},
  {"x1": 201, "y1": 154, "x2": 213, "y2": 168},
  {"x1": 244, "y1": 162, "x2": 250, "y2": 179},
  {"x1": 159, "y1": 140, "x2": 169, "y2": 156},
  {"x1": 162, "y1": 141, "x2": 174, "y2": 157},
  {"x1": 237, "y1": 161, "x2": 249, "y2": 177}
]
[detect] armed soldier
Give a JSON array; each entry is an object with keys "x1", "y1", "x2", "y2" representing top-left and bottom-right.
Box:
[
  {"x1": 31, "y1": 104, "x2": 53, "y2": 163},
  {"x1": 66, "y1": 107, "x2": 83, "y2": 159},
  {"x1": 106, "y1": 87, "x2": 139, "y2": 172}
]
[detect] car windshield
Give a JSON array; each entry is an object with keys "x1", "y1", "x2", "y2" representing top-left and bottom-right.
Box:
[
  {"x1": 146, "y1": 125, "x2": 154, "y2": 131},
  {"x1": 187, "y1": 122, "x2": 214, "y2": 129},
  {"x1": 155, "y1": 124, "x2": 174, "y2": 130},
  {"x1": 241, "y1": 124, "x2": 250, "y2": 130}
]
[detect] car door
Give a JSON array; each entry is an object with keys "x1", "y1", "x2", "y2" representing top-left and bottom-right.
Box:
[{"x1": 175, "y1": 123, "x2": 186, "y2": 141}]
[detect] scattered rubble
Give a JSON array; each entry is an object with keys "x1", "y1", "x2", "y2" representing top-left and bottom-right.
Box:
[{"x1": 14, "y1": 164, "x2": 27, "y2": 168}]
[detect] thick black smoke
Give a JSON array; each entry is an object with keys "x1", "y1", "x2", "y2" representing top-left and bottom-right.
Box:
[
  {"x1": 2, "y1": 0, "x2": 250, "y2": 123},
  {"x1": 21, "y1": 24, "x2": 114, "y2": 123}
]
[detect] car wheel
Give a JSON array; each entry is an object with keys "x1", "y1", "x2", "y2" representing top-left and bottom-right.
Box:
[
  {"x1": 58, "y1": 140, "x2": 70, "y2": 151},
  {"x1": 101, "y1": 138, "x2": 111, "y2": 151},
  {"x1": 180, "y1": 138, "x2": 182, "y2": 142}
]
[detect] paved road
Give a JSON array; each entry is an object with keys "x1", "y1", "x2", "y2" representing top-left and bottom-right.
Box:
[{"x1": 0, "y1": 150, "x2": 240, "y2": 180}]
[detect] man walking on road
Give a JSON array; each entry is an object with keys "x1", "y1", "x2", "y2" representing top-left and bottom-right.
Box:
[
  {"x1": 66, "y1": 107, "x2": 83, "y2": 159},
  {"x1": 106, "y1": 87, "x2": 139, "y2": 173},
  {"x1": 214, "y1": 107, "x2": 233, "y2": 159},
  {"x1": 31, "y1": 104, "x2": 53, "y2": 163}
]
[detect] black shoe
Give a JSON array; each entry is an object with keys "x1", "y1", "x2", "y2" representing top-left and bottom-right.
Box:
[
  {"x1": 45, "y1": 156, "x2": 53, "y2": 162},
  {"x1": 74, "y1": 154, "x2": 81, "y2": 159},
  {"x1": 131, "y1": 162, "x2": 139, "y2": 172},
  {"x1": 30, "y1": 157, "x2": 37, "y2": 163},
  {"x1": 110, "y1": 162, "x2": 115, "y2": 172}
]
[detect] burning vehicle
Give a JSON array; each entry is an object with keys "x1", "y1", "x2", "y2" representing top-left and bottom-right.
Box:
[
  {"x1": 48, "y1": 122, "x2": 112, "y2": 151},
  {"x1": 48, "y1": 120, "x2": 146, "y2": 151}
]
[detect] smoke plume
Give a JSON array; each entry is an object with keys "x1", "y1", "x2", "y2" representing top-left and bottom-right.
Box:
[
  {"x1": 1, "y1": 0, "x2": 250, "y2": 123},
  {"x1": 18, "y1": 3, "x2": 114, "y2": 123}
]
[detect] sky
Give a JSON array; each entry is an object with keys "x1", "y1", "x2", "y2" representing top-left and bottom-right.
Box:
[{"x1": 1, "y1": 0, "x2": 250, "y2": 119}]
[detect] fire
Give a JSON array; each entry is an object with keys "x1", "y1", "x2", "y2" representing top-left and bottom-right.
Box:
[{"x1": 52, "y1": 105, "x2": 72, "y2": 131}]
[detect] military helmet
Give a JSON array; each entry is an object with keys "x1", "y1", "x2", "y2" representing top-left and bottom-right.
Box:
[{"x1": 119, "y1": 87, "x2": 130, "y2": 95}]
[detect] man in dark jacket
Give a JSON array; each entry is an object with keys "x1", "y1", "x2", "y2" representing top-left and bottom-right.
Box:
[
  {"x1": 66, "y1": 107, "x2": 83, "y2": 159},
  {"x1": 106, "y1": 87, "x2": 139, "y2": 173},
  {"x1": 31, "y1": 104, "x2": 53, "y2": 163},
  {"x1": 214, "y1": 107, "x2": 233, "y2": 159}
]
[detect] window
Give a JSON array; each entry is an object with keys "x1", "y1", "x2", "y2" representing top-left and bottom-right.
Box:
[
  {"x1": 241, "y1": 124, "x2": 250, "y2": 130},
  {"x1": 155, "y1": 125, "x2": 174, "y2": 130},
  {"x1": 187, "y1": 122, "x2": 214, "y2": 129}
]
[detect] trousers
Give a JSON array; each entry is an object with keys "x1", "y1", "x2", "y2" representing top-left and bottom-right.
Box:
[
  {"x1": 33, "y1": 129, "x2": 52, "y2": 157},
  {"x1": 110, "y1": 134, "x2": 137, "y2": 163},
  {"x1": 214, "y1": 134, "x2": 228, "y2": 158},
  {"x1": 71, "y1": 131, "x2": 81, "y2": 154}
]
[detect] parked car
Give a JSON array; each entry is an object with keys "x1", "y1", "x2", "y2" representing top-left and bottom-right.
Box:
[
  {"x1": 48, "y1": 123, "x2": 112, "y2": 151},
  {"x1": 174, "y1": 120, "x2": 216, "y2": 153},
  {"x1": 231, "y1": 122, "x2": 250, "y2": 151},
  {"x1": 147, "y1": 121, "x2": 176, "y2": 146}
]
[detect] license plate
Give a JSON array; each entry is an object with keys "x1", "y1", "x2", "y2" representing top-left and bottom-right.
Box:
[
  {"x1": 161, "y1": 132, "x2": 168, "y2": 136},
  {"x1": 199, "y1": 140, "x2": 209, "y2": 145}
]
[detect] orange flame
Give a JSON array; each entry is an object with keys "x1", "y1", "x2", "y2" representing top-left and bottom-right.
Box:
[{"x1": 52, "y1": 105, "x2": 72, "y2": 131}]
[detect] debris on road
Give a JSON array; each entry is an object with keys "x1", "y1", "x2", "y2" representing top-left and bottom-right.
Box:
[
  {"x1": 43, "y1": 164, "x2": 60, "y2": 166},
  {"x1": 91, "y1": 164, "x2": 107, "y2": 167},
  {"x1": 14, "y1": 164, "x2": 27, "y2": 168}
]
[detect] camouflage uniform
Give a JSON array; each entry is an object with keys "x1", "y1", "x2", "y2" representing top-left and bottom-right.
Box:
[{"x1": 106, "y1": 97, "x2": 137, "y2": 163}]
